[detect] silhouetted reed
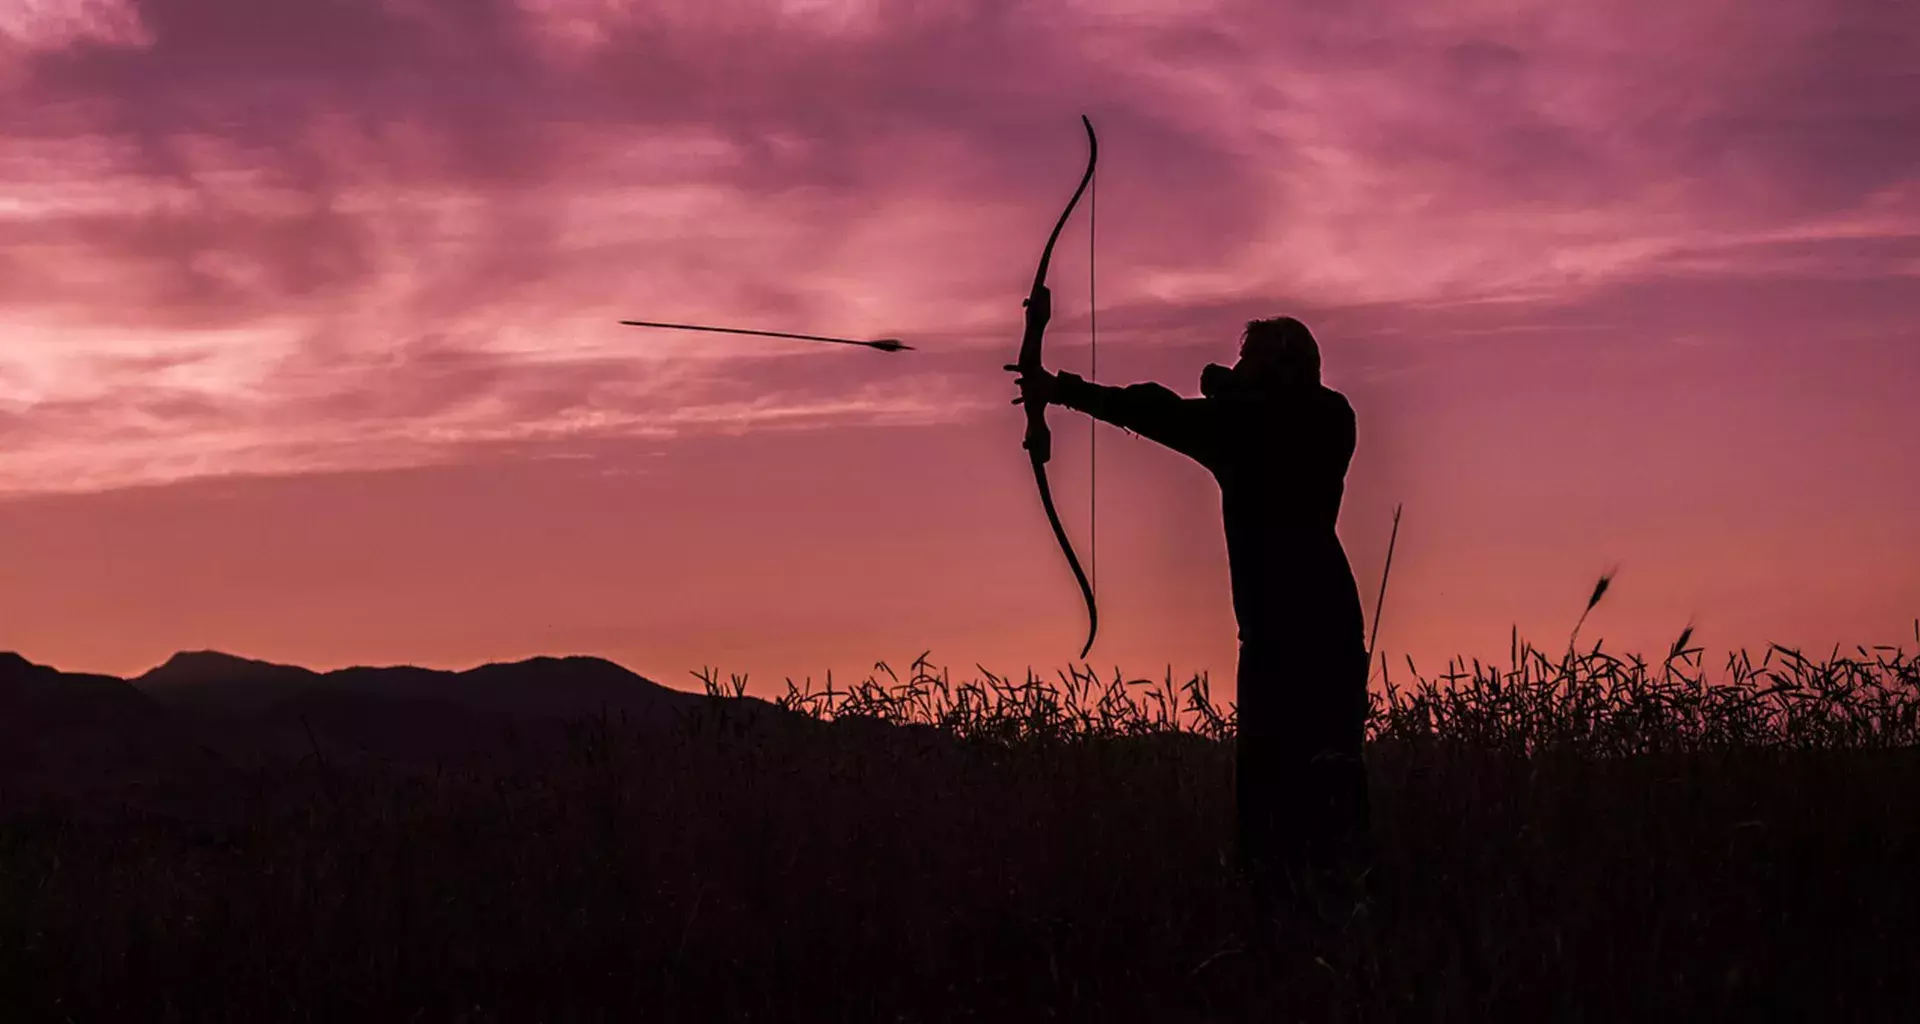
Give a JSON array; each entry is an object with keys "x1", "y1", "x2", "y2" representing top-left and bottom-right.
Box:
[{"x1": 739, "y1": 620, "x2": 1920, "y2": 757}]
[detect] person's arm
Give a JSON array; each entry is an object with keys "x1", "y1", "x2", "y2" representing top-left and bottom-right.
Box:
[{"x1": 1051, "y1": 371, "x2": 1220, "y2": 467}]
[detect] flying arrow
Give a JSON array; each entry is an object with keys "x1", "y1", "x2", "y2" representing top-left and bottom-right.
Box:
[{"x1": 619, "y1": 320, "x2": 912, "y2": 352}]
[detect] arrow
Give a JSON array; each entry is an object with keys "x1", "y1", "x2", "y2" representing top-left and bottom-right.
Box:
[{"x1": 619, "y1": 320, "x2": 912, "y2": 352}]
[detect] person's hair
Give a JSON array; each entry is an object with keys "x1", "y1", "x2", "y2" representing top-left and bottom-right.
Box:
[{"x1": 1241, "y1": 316, "x2": 1320, "y2": 385}]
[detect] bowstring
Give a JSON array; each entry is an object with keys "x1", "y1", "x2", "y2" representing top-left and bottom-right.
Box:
[{"x1": 1088, "y1": 160, "x2": 1097, "y2": 598}]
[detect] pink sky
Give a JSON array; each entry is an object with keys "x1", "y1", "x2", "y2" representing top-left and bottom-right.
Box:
[{"x1": 3, "y1": 0, "x2": 1916, "y2": 695}]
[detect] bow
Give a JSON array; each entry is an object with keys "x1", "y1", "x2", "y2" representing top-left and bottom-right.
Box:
[{"x1": 1016, "y1": 115, "x2": 1099, "y2": 659}]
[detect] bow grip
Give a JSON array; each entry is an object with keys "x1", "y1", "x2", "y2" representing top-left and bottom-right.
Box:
[{"x1": 1023, "y1": 410, "x2": 1053, "y2": 464}]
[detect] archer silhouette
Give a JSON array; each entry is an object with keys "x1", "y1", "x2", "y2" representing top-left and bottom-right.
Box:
[{"x1": 1010, "y1": 291, "x2": 1370, "y2": 927}]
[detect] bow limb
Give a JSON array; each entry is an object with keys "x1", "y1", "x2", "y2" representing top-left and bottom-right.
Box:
[{"x1": 1016, "y1": 115, "x2": 1098, "y2": 660}]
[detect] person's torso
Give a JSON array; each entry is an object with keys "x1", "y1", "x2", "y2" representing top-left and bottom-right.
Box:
[{"x1": 1207, "y1": 385, "x2": 1364, "y2": 642}]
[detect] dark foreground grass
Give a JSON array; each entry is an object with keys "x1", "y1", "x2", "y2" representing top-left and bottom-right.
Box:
[{"x1": 3, "y1": 628, "x2": 1918, "y2": 1022}]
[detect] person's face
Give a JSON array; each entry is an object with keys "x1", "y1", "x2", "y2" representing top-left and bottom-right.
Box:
[{"x1": 1234, "y1": 339, "x2": 1281, "y2": 388}]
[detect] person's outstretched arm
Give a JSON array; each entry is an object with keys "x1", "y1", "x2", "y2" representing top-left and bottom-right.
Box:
[{"x1": 1050, "y1": 371, "x2": 1220, "y2": 467}]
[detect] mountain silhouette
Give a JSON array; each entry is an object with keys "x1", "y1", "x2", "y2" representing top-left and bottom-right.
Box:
[
  {"x1": 137, "y1": 650, "x2": 699, "y2": 719},
  {"x1": 0, "y1": 652, "x2": 225, "y2": 807},
  {"x1": 136, "y1": 650, "x2": 319, "y2": 714},
  {"x1": 2, "y1": 648, "x2": 954, "y2": 819},
  {"x1": 131, "y1": 650, "x2": 732, "y2": 765}
]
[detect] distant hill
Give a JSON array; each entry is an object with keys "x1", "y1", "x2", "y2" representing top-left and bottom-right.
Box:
[
  {"x1": 0, "y1": 652, "x2": 225, "y2": 807},
  {"x1": 1, "y1": 648, "x2": 951, "y2": 816},
  {"x1": 0, "y1": 648, "x2": 806, "y2": 789},
  {"x1": 134, "y1": 650, "x2": 320, "y2": 715},
  {"x1": 131, "y1": 650, "x2": 738, "y2": 764},
  {"x1": 136, "y1": 650, "x2": 701, "y2": 720}
]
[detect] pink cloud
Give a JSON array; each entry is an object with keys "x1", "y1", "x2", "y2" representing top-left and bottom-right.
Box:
[{"x1": 0, "y1": 0, "x2": 1914, "y2": 506}]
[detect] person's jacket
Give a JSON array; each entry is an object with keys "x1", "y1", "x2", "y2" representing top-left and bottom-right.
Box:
[{"x1": 1052, "y1": 372, "x2": 1365, "y2": 649}]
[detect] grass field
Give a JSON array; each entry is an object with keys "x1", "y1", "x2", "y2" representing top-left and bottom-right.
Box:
[{"x1": 2, "y1": 624, "x2": 1916, "y2": 1021}]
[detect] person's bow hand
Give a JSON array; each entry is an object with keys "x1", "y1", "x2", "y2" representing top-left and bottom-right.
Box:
[
  {"x1": 1005, "y1": 362, "x2": 1059, "y2": 407},
  {"x1": 1010, "y1": 283, "x2": 1058, "y2": 406}
]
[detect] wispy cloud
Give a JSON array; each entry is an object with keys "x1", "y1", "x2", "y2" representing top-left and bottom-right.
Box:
[{"x1": 2, "y1": 0, "x2": 1916, "y2": 494}]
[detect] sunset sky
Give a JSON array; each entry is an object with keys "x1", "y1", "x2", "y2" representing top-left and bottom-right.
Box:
[{"x1": 3, "y1": 0, "x2": 1916, "y2": 696}]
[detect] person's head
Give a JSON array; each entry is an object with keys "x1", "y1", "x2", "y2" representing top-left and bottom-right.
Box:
[{"x1": 1237, "y1": 316, "x2": 1320, "y2": 390}]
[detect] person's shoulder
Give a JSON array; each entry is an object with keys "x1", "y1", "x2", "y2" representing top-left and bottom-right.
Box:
[{"x1": 1314, "y1": 384, "x2": 1355, "y2": 418}]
